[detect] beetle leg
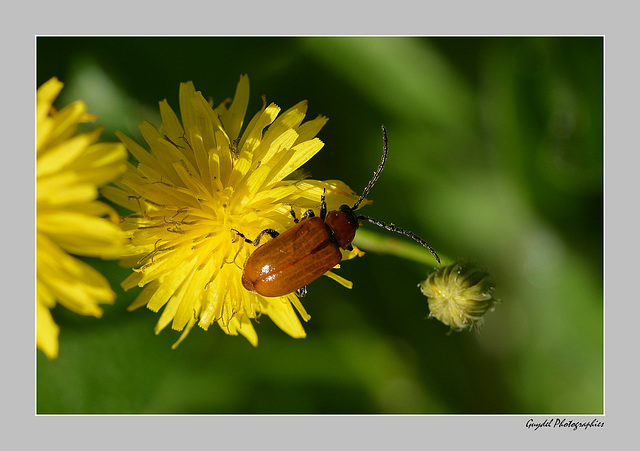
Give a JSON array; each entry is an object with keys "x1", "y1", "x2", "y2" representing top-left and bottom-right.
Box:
[
  {"x1": 251, "y1": 228, "x2": 279, "y2": 246},
  {"x1": 289, "y1": 206, "x2": 299, "y2": 224},
  {"x1": 320, "y1": 188, "x2": 327, "y2": 221},
  {"x1": 230, "y1": 228, "x2": 252, "y2": 244},
  {"x1": 230, "y1": 228, "x2": 279, "y2": 247},
  {"x1": 296, "y1": 286, "x2": 307, "y2": 297},
  {"x1": 301, "y1": 209, "x2": 315, "y2": 221}
]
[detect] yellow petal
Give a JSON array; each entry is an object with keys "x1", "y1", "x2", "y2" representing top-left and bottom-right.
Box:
[
  {"x1": 37, "y1": 233, "x2": 114, "y2": 316},
  {"x1": 324, "y1": 270, "x2": 354, "y2": 289},
  {"x1": 37, "y1": 297, "x2": 60, "y2": 359},
  {"x1": 40, "y1": 101, "x2": 92, "y2": 153},
  {"x1": 37, "y1": 128, "x2": 101, "y2": 178},
  {"x1": 262, "y1": 100, "x2": 308, "y2": 145},
  {"x1": 159, "y1": 98, "x2": 185, "y2": 140},
  {"x1": 235, "y1": 129, "x2": 300, "y2": 204},
  {"x1": 234, "y1": 314, "x2": 258, "y2": 347},
  {"x1": 172, "y1": 263, "x2": 212, "y2": 331},
  {"x1": 238, "y1": 103, "x2": 281, "y2": 158},
  {"x1": 69, "y1": 142, "x2": 127, "y2": 186},
  {"x1": 38, "y1": 173, "x2": 98, "y2": 208},
  {"x1": 294, "y1": 114, "x2": 329, "y2": 145},
  {"x1": 266, "y1": 138, "x2": 325, "y2": 187},
  {"x1": 38, "y1": 211, "x2": 126, "y2": 257},
  {"x1": 221, "y1": 74, "x2": 250, "y2": 143},
  {"x1": 116, "y1": 131, "x2": 166, "y2": 176},
  {"x1": 261, "y1": 297, "x2": 306, "y2": 339},
  {"x1": 36, "y1": 77, "x2": 63, "y2": 123},
  {"x1": 171, "y1": 315, "x2": 198, "y2": 349},
  {"x1": 286, "y1": 293, "x2": 311, "y2": 322}
]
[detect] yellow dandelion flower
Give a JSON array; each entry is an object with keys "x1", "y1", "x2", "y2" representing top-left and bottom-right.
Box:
[
  {"x1": 37, "y1": 77, "x2": 128, "y2": 359},
  {"x1": 102, "y1": 75, "x2": 362, "y2": 347}
]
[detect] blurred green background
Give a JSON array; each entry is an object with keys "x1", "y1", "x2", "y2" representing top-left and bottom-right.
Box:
[{"x1": 36, "y1": 37, "x2": 603, "y2": 414}]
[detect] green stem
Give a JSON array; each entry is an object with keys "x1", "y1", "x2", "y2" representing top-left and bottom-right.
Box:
[{"x1": 353, "y1": 229, "x2": 452, "y2": 266}]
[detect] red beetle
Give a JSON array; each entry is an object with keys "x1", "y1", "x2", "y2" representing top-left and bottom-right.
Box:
[{"x1": 232, "y1": 125, "x2": 440, "y2": 298}]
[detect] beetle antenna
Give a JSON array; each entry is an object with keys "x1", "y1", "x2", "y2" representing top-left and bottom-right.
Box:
[
  {"x1": 356, "y1": 215, "x2": 441, "y2": 264},
  {"x1": 352, "y1": 124, "x2": 388, "y2": 211}
]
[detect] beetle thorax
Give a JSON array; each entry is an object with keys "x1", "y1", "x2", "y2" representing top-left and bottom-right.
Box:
[{"x1": 325, "y1": 204, "x2": 359, "y2": 249}]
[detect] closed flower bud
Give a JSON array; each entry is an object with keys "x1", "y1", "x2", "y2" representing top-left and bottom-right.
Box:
[{"x1": 418, "y1": 261, "x2": 496, "y2": 331}]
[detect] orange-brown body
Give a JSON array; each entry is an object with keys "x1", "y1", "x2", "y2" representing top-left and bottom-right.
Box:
[{"x1": 241, "y1": 212, "x2": 356, "y2": 297}]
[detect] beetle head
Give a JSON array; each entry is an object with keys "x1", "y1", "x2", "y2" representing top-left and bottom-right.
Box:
[{"x1": 325, "y1": 204, "x2": 359, "y2": 250}]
